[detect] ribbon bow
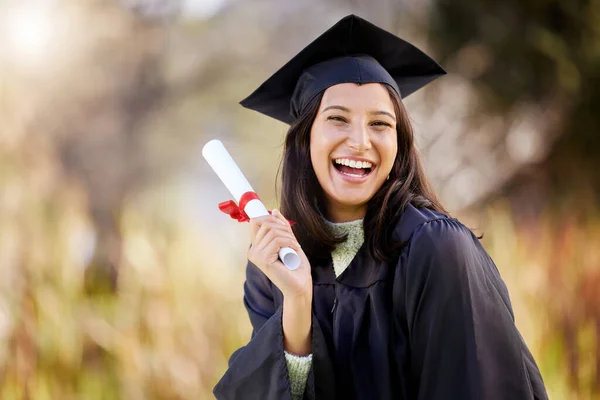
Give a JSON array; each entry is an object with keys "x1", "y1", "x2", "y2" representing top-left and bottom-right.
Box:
[{"x1": 218, "y1": 191, "x2": 296, "y2": 225}]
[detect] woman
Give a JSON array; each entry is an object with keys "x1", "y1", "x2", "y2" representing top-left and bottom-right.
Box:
[{"x1": 213, "y1": 15, "x2": 548, "y2": 400}]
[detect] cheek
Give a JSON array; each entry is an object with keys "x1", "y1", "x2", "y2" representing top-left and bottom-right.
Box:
[
  {"x1": 310, "y1": 126, "x2": 334, "y2": 169},
  {"x1": 309, "y1": 135, "x2": 325, "y2": 178},
  {"x1": 309, "y1": 130, "x2": 319, "y2": 163},
  {"x1": 375, "y1": 136, "x2": 398, "y2": 173}
]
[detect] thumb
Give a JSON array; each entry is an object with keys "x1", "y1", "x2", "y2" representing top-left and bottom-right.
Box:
[{"x1": 272, "y1": 209, "x2": 288, "y2": 225}]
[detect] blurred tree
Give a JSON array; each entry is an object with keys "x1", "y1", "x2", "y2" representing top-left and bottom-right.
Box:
[
  {"x1": 54, "y1": 2, "x2": 171, "y2": 293},
  {"x1": 430, "y1": 0, "x2": 600, "y2": 201}
]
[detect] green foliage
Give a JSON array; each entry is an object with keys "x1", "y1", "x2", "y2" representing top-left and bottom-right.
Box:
[{"x1": 430, "y1": 0, "x2": 600, "y2": 161}]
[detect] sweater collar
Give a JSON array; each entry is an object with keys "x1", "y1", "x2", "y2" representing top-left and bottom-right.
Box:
[
  {"x1": 323, "y1": 218, "x2": 364, "y2": 237},
  {"x1": 311, "y1": 205, "x2": 452, "y2": 287}
]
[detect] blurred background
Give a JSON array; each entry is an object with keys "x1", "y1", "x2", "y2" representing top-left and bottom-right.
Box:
[{"x1": 0, "y1": 0, "x2": 599, "y2": 398}]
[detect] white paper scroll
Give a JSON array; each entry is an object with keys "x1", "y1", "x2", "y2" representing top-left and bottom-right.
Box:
[{"x1": 202, "y1": 139, "x2": 301, "y2": 271}]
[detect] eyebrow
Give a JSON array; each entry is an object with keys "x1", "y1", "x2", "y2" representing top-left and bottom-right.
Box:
[{"x1": 321, "y1": 105, "x2": 396, "y2": 121}]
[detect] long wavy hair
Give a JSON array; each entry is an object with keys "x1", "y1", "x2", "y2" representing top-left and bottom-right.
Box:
[{"x1": 279, "y1": 85, "x2": 446, "y2": 265}]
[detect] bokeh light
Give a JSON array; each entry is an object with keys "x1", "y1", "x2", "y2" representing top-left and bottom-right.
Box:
[{"x1": 5, "y1": 5, "x2": 56, "y2": 66}]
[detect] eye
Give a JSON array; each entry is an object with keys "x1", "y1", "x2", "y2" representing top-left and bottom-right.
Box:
[
  {"x1": 327, "y1": 115, "x2": 348, "y2": 123},
  {"x1": 371, "y1": 121, "x2": 393, "y2": 128}
]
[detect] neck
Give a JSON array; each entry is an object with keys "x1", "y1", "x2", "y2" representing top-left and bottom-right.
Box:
[{"x1": 325, "y1": 204, "x2": 367, "y2": 223}]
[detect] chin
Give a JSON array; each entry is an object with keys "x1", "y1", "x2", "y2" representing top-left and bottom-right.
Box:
[
  {"x1": 332, "y1": 183, "x2": 382, "y2": 202},
  {"x1": 330, "y1": 193, "x2": 372, "y2": 209}
]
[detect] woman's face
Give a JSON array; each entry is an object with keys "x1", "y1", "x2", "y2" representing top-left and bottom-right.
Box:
[{"x1": 310, "y1": 83, "x2": 398, "y2": 222}]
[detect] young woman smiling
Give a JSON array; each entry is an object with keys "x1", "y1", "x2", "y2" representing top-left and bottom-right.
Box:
[{"x1": 213, "y1": 15, "x2": 548, "y2": 400}]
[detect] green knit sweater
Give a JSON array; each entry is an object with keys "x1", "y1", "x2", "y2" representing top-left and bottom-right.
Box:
[{"x1": 284, "y1": 218, "x2": 364, "y2": 399}]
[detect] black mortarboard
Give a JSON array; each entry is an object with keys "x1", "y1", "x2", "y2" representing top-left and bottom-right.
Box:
[{"x1": 240, "y1": 14, "x2": 446, "y2": 125}]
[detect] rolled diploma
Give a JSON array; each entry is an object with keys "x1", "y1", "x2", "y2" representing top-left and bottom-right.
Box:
[{"x1": 202, "y1": 139, "x2": 300, "y2": 271}]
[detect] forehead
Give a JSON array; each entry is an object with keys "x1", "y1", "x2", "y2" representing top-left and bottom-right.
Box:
[{"x1": 319, "y1": 83, "x2": 394, "y2": 111}]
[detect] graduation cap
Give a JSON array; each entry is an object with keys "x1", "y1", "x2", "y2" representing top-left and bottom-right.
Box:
[{"x1": 240, "y1": 14, "x2": 446, "y2": 125}]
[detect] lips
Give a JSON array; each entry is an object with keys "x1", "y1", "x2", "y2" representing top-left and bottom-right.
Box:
[
  {"x1": 331, "y1": 159, "x2": 375, "y2": 183},
  {"x1": 334, "y1": 163, "x2": 371, "y2": 176}
]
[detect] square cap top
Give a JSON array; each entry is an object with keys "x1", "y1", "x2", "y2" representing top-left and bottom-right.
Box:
[{"x1": 240, "y1": 14, "x2": 446, "y2": 124}]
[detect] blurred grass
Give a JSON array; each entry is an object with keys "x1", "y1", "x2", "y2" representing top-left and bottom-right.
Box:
[
  {"x1": 0, "y1": 126, "x2": 598, "y2": 399},
  {"x1": 479, "y1": 196, "x2": 600, "y2": 400},
  {"x1": 0, "y1": 140, "x2": 250, "y2": 399}
]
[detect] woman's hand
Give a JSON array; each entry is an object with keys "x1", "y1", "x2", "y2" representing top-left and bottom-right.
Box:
[
  {"x1": 248, "y1": 209, "x2": 313, "y2": 355},
  {"x1": 247, "y1": 209, "x2": 312, "y2": 300}
]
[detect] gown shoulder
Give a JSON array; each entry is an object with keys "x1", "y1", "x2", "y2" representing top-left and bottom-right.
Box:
[{"x1": 391, "y1": 204, "x2": 548, "y2": 400}]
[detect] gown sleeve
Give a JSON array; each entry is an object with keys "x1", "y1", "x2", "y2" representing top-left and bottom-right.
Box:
[
  {"x1": 399, "y1": 218, "x2": 548, "y2": 400},
  {"x1": 213, "y1": 260, "x2": 293, "y2": 400}
]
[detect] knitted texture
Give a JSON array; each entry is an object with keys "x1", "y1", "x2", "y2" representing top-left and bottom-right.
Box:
[
  {"x1": 284, "y1": 351, "x2": 313, "y2": 399},
  {"x1": 284, "y1": 218, "x2": 365, "y2": 398},
  {"x1": 325, "y1": 218, "x2": 365, "y2": 277}
]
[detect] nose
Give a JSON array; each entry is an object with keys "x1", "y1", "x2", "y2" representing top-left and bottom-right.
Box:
[{"x1": 346, "y1": 121, "x2": 371, "y2": 152}]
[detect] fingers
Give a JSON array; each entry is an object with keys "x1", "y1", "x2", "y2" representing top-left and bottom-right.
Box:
[
  {"x1": 262, "y1": 236, "x2": 301, "y2": 258},
  {"x1": 245, "y1": 211, "x2": 311, "y2": 298},
  {"x1": 249, "y1": 211, "x2": 294, "y2": 245},
  {"x1": 249, "y1": 217, "x2": 264, "y2": 243},
  {"x1": 271, "y1": 209, "x2": 291, "y2": 226},
  {"x1": 248, "y1": 214, "x2": 301, "y2": 272},
  {"x1": 255, "y1": 224, "x2": 296, "y2": 249},
  {"x1": 247, "y1": 235, "x2": 300, "y2": 273}
]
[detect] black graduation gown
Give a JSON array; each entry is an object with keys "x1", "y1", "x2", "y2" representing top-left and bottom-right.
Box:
[{"x1": 213, "y1": 204, "x2": 548, "y2": 400}]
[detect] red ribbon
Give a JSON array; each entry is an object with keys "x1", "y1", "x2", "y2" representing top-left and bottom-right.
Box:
[{"x1": 218, "y1": 191, "x2": 296, "y2": 225}]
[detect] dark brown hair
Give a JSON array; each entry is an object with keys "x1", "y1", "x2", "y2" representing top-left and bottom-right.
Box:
[{"x1": 279, "y1": 85, "x2": 446, "y2": 265}]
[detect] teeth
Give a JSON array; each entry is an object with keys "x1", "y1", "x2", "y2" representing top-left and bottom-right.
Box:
[{"x1": 334, "y1": 158, "x2": 373, "y2": 169}]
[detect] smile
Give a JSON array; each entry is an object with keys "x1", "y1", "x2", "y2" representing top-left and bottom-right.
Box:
[{"x1": 332, "y1": 158, "x2": 375, "y2": 181}]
